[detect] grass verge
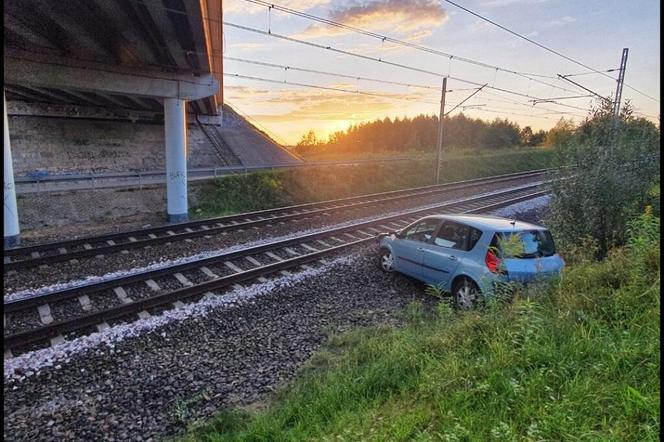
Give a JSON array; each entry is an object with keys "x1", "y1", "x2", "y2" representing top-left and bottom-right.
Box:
[
  {"x1": 181, "y1": 210, "x2": 659, "y2": 441},
  {"x1": 191, "y1": 147, "x2": 554, "y2": 218}
]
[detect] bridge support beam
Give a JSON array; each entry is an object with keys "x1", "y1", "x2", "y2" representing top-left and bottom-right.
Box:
[
  {"x1": 4, "y1": 92, "x2": 20, "y2": 247},
  {"x1": 164, "y1": 98, "x2": 188, "y2": 223}
]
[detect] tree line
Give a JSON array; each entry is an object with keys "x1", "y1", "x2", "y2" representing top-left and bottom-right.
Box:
[{"x1": 293, "y1": 113, "x2": 549, "y2": 156}]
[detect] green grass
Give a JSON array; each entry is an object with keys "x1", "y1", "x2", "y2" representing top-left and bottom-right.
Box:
[
  {"x1": 181, "y1": 211, "x2": 659, "y2": 441},
  {"x1": 191, "y1": 147, "x2": 554, "y2": 218}
]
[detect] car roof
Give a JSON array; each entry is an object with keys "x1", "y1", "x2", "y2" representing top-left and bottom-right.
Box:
[{"x1": 422, "y1": 214, "x2": 547, "y2": 232}]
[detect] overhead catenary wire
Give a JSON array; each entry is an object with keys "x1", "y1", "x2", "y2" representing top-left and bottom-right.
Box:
[
  {"x1": 224, "y1": 46, "x2": 589, "y2": 116},
  {"x1": 442, "y1": 0, "x2": 660, "y2": 103},
  {"x1": 225, "y1": 56, "x2": 441, "y2": 91},
  {"x1": 447, "y1": 93, "x2": 587, "y2": 119},
  {"x1": 226, "y1": 51, "x2": 592, "y2": 120},
  {"x1": 223, "y1": 21, "x2": 592, "y2": 109},
  {"x1": 529, "y1": 95, "x2": 594, "y2": 102},
  {"x1": 231, "y1": 0, "x2": 583, "y2": 97},
  {"x1": 480, "y1": 89, "x2": 589, "y2": 117},
  {"x1": 559, "y1": 69, "x2": 619, "y2": 78},
  {"x1": 223, "y1": 57, "x2": 588, "y2": 120},
  {"x1": 444, "y1": 84, "x2": 487, "y2": 116},
  {"x1": 224, "y1": 71, "x2": 588, "y2": 124},
  {"x1": 465, "y1": 106, "x2": 577, "y2": 120},
  {"x1": 223, "y1": 72, "x2": 442, "y2": 105}
]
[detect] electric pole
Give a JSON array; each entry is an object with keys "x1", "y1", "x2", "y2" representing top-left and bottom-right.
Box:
[
  {"x1": 435, "y1": 77, "x2": 447, "y2": 184},
  {"x1": 613, "y1": 48, "x2": 629, "y2": 126}
]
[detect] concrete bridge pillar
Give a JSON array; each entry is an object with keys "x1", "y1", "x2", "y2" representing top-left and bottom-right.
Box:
[
  {"x1": 4, "y1": 92, "x2": 20, "y2": 247},
  {"x1": 164, "y1": 98, "x2": 188, "y2": 223}
]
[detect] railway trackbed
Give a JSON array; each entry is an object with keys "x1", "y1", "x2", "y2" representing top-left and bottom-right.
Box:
[
  {"x1": 4, "y1": 183, "x2": 546, "y2": 357},
  {"x1": 3, "y1": 169, "x2": 547, "y2": 271}
]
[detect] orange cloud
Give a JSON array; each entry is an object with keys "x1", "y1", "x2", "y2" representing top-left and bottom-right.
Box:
[
  {"x1": 293, "y1": 0, "x2": 448, "y2": 40},
  {"x1": 223, "y1": 0, "x2": 333, "y2": 14}
]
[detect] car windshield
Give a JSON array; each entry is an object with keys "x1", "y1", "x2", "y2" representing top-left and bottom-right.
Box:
[{"x1": 496, "y1": 230, "x2": 556, "y2": 258}]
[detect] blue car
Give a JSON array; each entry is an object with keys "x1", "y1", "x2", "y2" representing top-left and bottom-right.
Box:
[{"x1": 377, "y1": 214, "x2": 565, "y2": 309}]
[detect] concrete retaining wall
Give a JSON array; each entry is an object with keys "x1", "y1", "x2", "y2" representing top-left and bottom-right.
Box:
[{"x1": 7, "y1": 113, "x2": 225, "y2": 175}]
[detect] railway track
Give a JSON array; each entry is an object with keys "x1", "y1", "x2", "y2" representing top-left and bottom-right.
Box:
[
  {"x1": 4, "y1": 183, "x2": 546, "y2": 357},
  {"x1": 3, "y1": 169, "x2": 547, "y2": 271}
]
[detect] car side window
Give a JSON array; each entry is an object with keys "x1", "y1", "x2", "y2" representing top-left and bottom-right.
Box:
[
  {"x1": 402, "y1": 219, "x2": 439, "y2": 243},
  {"x1": 467, "y1": 227, "x2": 483, "y2": 251},
  {"x1": 434, "y1": 221, "x2": 480, "y2": 251}
]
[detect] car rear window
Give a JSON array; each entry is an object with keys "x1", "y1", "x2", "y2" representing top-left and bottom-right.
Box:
[{"x1": 492, "y1": 230, "x2": 556, "y2": 258}]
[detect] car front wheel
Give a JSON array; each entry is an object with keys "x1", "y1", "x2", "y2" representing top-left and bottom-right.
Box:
[
  {"x1": 453, "y1": 278, "x2": 481, "y2": 310},
  {"x1": 379, "y1": 248, "x2": 394, "y2": 273}
]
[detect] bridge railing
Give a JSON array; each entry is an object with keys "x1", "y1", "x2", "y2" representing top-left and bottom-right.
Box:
[{"x1": 14, "y1": 156, "x2": 429, "y2": 194}]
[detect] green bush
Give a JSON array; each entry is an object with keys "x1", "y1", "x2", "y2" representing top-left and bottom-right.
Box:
[{"x1": 544, "y1": 101, "x2": 660, "y2": 258}]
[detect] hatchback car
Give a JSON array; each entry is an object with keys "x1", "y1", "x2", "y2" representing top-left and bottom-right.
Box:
[{"x1": 377, "y1": 214, "x2": 564, "y2": 309}]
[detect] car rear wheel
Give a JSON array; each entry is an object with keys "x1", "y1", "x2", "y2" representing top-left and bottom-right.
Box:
[
  {"x1": 379, "y1": 248, "x2": 394, "y2": 273},
  {"x1": 453, "y1": 278, "x2": 481, "y2": 310}
]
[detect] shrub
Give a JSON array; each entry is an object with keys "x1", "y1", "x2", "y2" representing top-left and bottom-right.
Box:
[{"x1": 544, "y1": 101, "x2": 660, "y2": 258}]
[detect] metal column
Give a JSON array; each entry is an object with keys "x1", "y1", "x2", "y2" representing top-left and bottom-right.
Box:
[
  {"x1": 613, "y1": 48, "x2": 629, "y2": 125},
  {"x1": 164, "y1": 98, "x2": 188, "y2": 223},
  {"x1": 4, "y1": 92, "x2": 20, "y2": 247},
  {"x1": 434, "y1": 77, "x2": 447, "y2": 184}
]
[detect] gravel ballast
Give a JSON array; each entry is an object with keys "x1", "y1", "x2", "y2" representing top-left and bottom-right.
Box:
[
  {"x1": 4, "y1": 201, "x2": 551, "y2": 442},
  {"x1": 4, "y1": 247, "x2": 429, "y2": 441}
]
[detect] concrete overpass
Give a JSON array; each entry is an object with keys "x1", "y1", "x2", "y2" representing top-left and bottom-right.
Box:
[{"x1": 3, "y1": 0, "x2": 227, "y2": 246}]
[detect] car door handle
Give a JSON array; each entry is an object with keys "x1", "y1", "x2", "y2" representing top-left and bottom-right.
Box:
[
  {"x1": 417, "y1": 247, "x2": 424, "y2": 251},
  {"x1": 448, "y1": 255, "x2": 457, "y2": 261}
]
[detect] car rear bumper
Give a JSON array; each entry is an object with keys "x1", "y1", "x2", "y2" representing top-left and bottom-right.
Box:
[{"x1": 481, "y1": 272, "x2": 561, "y2": 297}]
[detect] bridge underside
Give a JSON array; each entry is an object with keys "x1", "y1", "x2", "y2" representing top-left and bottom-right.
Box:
[
  {"x1": 4, "y1": 0, "x2": 223, "y2": 114},
  {"x1": 4, "y1": 0, "x2": 222, "y2": 115}
]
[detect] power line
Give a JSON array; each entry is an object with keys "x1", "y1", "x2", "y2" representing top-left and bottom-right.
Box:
[
  {"x1": 224, "y1": 21, "x2": 591, "y2": 109},
  {"x1": 268, "y1": 47, "x2": 586, "y2": 119},
  {"x1": 483, "y1": 87, "x2": 591, "y2": 113},
  {"x1": 445, "y1": 84, "x2": 487, "y2": 115},
  {"x1": 224, "y1": 58, "x2": 591, "y2": 120},
  {"x1": 231, "y1": 0, "x2": 582, "y2": 97},
  {"x1": 529, "y1": 94, "x2": 593, "y2": 103},
  {"x1": 224, "y1": 71, "x2": 588, "y2": 124},
  {"x1": 479, "y1": 89, "x2": 588, "y2": 118},
  {"x1": 238, "y1": 0, "x2": 551, "y2": 79},
  {"x1": 223, "y1": 72, "x2": 441, "y2": 105},
  {"x1": 451, "y1": 96, "x2": 586, "y2": 119},
  {"x1": 442, "y1": 0, "x2": 660, "y2": 103},
  {"x1": 466, "y1": 106, "x2": 586, "y2": 121},
  {"x1": 224, "y1": 56, "x2": 442, "y2": 91},
  {"x1": 556, "y1": 74, "x2": 612, "y2": 103},
  {"x1": 560, "y1": 69, "x2": 619, "y2": 78}
]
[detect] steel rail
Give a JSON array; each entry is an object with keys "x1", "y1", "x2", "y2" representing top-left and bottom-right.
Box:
[
  {"x1": 4, "y1": 186, "x2": 546, "y2": 352},
  {"x1": 5, "y1": 183, "x2": 543, "y2": 313},
  {"x1": 4, "y1": 169, "x2": 547, "y2": 270}
]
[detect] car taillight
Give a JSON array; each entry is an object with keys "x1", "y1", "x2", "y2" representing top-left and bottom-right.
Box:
[{"x1": 485, "y1": 249, "x2": 501, "y2": 273}]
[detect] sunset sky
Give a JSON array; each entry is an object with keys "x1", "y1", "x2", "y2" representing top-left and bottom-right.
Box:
[{"x1": 222, "y1": 0, "x2": 660, "y2": 145}]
